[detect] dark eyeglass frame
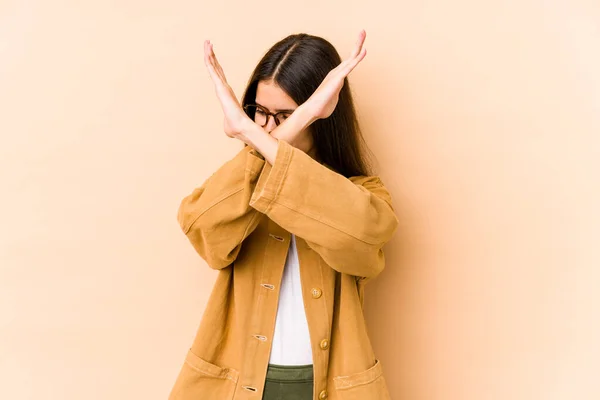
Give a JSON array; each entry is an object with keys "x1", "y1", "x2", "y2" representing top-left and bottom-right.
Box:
[{"x1": 243, "y1": 103, "x2": 294, "y2": 127}]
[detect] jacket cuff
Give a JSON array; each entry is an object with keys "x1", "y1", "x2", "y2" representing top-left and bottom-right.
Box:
[
  {"x1": 249, "y1": 139, "x2": 294, "y2": 214},
  {"x1": 244, "y1": 145, "x2": 267, "y2": 176}
]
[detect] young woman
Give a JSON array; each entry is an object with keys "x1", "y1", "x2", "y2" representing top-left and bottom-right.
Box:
[{"x1": 169, "y1": 30, "x2": 399, "y2": 400}]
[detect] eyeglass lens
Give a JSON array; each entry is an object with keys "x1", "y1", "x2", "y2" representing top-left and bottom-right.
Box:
[{"x1": 246, "y1": 105, "x2": 289, "y2": 127}]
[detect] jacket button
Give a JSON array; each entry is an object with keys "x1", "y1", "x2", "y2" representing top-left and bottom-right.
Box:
[
  {"x1": 319, "y1": 339, "x2": 329, "y2": 350},
  {"x1": 311, "y1": 288, "x2": 322, "y2": 298},
  {"x1": 319, "y1": 389, "x2": 328, "y2": 399}
]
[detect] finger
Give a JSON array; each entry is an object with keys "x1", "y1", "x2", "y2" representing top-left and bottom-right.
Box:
[
  {"x1": 208, "y1": 43, "x2": 228, "y2": 83},
  {"x1": 204, "y1": 42, "x2": 223, "y2": 86},
  {"x1": 211, "y1": 44, "x2": 228, "y2": 82},
  {"x1": 336, "y1": 48, "x2": 367, "y2": 79},
  {"x1": 204, "y1": 41, "x2": 217, "y2": 75},
  {"x1": 349, "y1": 29, "x2": 366, "y2": 59},
  {"x1": 341, "y1": 47, "x2": 366, "y2": 76},
  {"x1": 206, "y1": 62, "x2": 221, "y2": 87},
  {"x1": 327, "y1": 56, "x2": 353, "y2": 78},
  {"x1": 204, "y1": 41, "x2": 214, "y2": 76},
  {"x1": 352, "y1": 46, "x2": 367, "y2": 67},
  {"x1": 206, "y1": 42, "x2": 218, "y2": 73},
  {"x1": 205, "y1": 42, "x2": 225, "y2": 84},
  {"x1": 329, "y1": 47, "x2": 365, "y2": 81},
  {"x1": 330, "y1": 30, "x2": 365, "y2": 78},
  {"x1": 203, "y1": 40, "x2": 210, "y2": 66}
]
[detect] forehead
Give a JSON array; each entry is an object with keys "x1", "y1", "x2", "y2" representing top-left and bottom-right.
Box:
[{"x1": 255, "y1": 80, "x2": 298, "y2": 111}]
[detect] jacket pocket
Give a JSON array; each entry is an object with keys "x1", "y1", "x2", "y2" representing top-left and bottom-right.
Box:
[
  {"x1": 332, "y1": 359, "x2": 391, "y2": 400},
  {"x1": 168, "y1": 349, "x2": 239, "y2": 400}
]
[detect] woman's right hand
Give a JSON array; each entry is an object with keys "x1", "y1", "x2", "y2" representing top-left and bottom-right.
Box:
[{"x1": 203, "y1": 40, "x2": 251, "y2": 138}]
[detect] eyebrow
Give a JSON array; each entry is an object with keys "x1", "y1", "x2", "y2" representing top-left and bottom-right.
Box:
[{"x1": 255, "y1": 102, "x2": 296, "y2": 113}]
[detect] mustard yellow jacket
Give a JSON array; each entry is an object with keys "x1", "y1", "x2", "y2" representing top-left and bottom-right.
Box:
[{"x1": 168, "y1": 139, "x2": 399, "y2": 400}]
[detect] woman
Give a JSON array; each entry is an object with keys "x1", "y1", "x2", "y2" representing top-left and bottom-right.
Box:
[{"x1": 169, "y1": 30, "x2": 399, "y2": 400}]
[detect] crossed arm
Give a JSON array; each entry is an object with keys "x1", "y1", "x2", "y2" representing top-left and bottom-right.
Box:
[{"x1": 178, "y1": 30, "x2": 398, "y2": 280}]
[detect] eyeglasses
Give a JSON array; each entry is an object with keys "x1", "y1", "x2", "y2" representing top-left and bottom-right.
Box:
[{"x1": 243, "y1": 104, "x2": 293, "y2": 127}]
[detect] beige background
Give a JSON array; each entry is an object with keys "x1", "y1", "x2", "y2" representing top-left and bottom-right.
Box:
[{"x1": 1, "y1": 0, "x2": 599, "y2": 399}]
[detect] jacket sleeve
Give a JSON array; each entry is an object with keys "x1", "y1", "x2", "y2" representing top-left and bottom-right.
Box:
[
  {"x1": 177, "y1": 145, "x2": 267, "y2": 270},
  {"x1": 249, "y1": 139, "x2": 399, "y2": 280}
]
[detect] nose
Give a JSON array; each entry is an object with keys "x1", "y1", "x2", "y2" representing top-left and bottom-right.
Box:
[{"x1": 265, "y1": 115, "x2": 278, "y2": 133}]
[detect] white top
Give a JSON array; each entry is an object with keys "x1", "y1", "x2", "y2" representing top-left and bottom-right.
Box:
[{"x1": 268, "y1": 234, "x2": 314, "y2": 365}]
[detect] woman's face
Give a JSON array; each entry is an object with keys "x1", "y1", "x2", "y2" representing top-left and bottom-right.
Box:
[
  {"x1": 255, "y1": 80, "x2": 316, "y2": 158},
  {"x1": 255, "y1": 80, "x2": 297, "y2": 132}
]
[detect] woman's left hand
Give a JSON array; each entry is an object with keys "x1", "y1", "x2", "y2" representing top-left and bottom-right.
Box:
[
  {"x1": 303, "y1": 30, "x2": 367, "y2": 120},
  {"x1": 204, "y1": 40, "x2": 250, "y2": 138}
]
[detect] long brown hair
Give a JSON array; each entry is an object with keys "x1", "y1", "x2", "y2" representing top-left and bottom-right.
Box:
[{"x1": 241, "y1": 33, "x2": 374, "y2": 178}]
